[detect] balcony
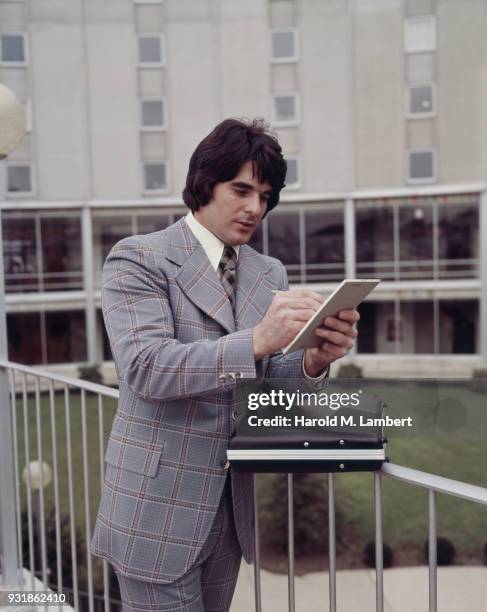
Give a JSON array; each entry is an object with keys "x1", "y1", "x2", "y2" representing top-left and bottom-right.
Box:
[{"x1": 1, "y1": 359, "x2": 486, "y2": 612}]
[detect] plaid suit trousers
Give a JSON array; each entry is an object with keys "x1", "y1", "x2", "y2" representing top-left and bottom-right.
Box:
[{"x1": 115, "y1": 478, "x2": 242, "y2": 612}]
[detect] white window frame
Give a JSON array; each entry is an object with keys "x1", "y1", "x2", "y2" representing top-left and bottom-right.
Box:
[
  {"x1": 136, "y1": 33, "x2": 165, "y2": 68},
  {"x1": 284, "y1": 155, "x2": 301, "y2": 190},
  {"x1": 404, "y1": 15, "x2": 436, "y2": 53},
  {"x1": 405, "y1": 82, "x2": 436, "y2": 119},
  {"x1": 140, "y1": 97, "x2": 168, "y2": 132},
  {"x1": 0, "y1": 32, "x2": 29, "y2": 66},
  {"x1": 271, "y1": 92, "x2": 300, "y2": 128},
  {"x1": 6, "y1": 161, "x2": 35, "y2": 197},
  {"x1": 406, "y1": 148, "x2": 436, "y2": 184},
  {"x1": 21, "y1": 97, "x2": 32, "y2": 132},
  {"x1": 270, "y1": 28, "x2": 299, "y2": 63},
  {"x1": 142, "y1": 160, "x2": 169, "y2": 194}
]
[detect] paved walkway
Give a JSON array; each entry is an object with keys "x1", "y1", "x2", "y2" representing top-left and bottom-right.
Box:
[{"x1": 231, "y1": 562, "x2": 487, "y2": 611}]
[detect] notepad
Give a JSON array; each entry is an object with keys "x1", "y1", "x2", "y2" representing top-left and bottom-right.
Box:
[{"x1": 282, "y1": 279, "x2": 380, "y2": 354}]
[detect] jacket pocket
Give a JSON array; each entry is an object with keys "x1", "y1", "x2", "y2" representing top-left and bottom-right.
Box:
[{"x1": 104, "y1": 435, "x2": 164, "y2": 477}]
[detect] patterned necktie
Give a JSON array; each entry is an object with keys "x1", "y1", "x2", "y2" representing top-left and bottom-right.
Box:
[{"x1": 218, "y1": 245, "x2": 237, "y2": 311}]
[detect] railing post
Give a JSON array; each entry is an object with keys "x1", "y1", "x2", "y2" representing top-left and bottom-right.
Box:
[
  {"x1": 480, "y1": 189, "x2": 487, "y2": 361},
  {"x1": 287, "y1": 474, "x2": 295, "y2": 612},
  {"x1": 328, "y1": 473, "x2": 336, "y2": 612},
  {"x1": 374, "y1": 472, "x2": 384, "y2": 612},
  {"x1": 428, "y1": 489, "x2": 437, "y2": 612},
  {"x1": 0, "y1": 159, "x2": 22, "y2": 586}
]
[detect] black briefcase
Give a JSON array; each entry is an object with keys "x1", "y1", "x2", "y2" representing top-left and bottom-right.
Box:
[{"x1": 227, "y1": 394, "x2": 387, "y2": 473}]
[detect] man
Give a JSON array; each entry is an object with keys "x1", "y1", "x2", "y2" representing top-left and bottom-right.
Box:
[{"x1": 91, "y1": 118, "x2": 358, "y2": 611}]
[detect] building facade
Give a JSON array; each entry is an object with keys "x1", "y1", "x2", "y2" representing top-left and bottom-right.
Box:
[{"x1": 1, "y1": 0, "x2": 486, "y2": 378}]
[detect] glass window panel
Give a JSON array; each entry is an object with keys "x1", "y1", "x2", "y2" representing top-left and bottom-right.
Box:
[
  {"x1": 438, "y1": 202, "x2": 479, "y2": 278},
  {"x1": 40, "y1": 216, "x2": 83, "y2": 291},
  {"x1": 1, "y1": 34, "x2": 25, "y2": 62},
  {"x1": 274, "y1": 95, "x2": 296, "y2": 122},
  {"x1": 404, "y1": 16, "x2": 436, "y2": 53},
  {"x1": 98, "y1": 310, "x2": 112, "y2": 361},
  {"x1": 439, "y1": 300, "x2": 478, "y2": 354},
  {"x1": 138, "y1": 35, "x2": 162, "y2": 63},
  {"x1": 247, "y1": 223, "x2": 263, "y2": 254},
  {"x1": 304, "y1": 208, "x2": 345, "y2": 282},
  {"x1": 272, "y1": 30, "x2": 295, "y2": 59},
  {"x1": 142, "y1": 99, "x2": 164, "y2": 127},
  {"x1": 399, "y1": 204, "x2": 433, "y2": 279},
  {"x1": 357, "y1": 301, "x2": 398, "y2": 354},
  {"x1": 285, "y1": 158, "x2": 299, "y2": 186},
  {"x1": 267, "y1": 210, "x2": 301, "y2": 282},
  {"x1": 409, "y1": 85, "x2": 433, "y2": 114},
  {"x1": 45, "y1": 311, "x2": 87, "y2": 363},
  {"x1": 144, "y1": 163, "x2": 167, "y2": 191},
  {"x1": 407, "y1": 53, "x2": 434, "y2": 83},
  {"x1": 135, "y1": 214, "x2": 170, "y2": 234},
  {"x1": 400, "y1": 301, "x2": 434, "y2": 353},
  {"x1": 355, "y1": 204, "x2": 395, "y2": 279},
  {"x1": 93, "y1": 215, "x2": 132, "y2": 285},
  {"x1": 7, "y1": 312, "x2": 43, "y2": 364},
  {"x1": 409, "y1": 150, "x2": 434, "y2": 180},
  {"x1": 3, "y1": 216, "x2": 39, "y2": 293},
  {"x1": 7, "y1": 164, "x2": 32, "y2": 193}
]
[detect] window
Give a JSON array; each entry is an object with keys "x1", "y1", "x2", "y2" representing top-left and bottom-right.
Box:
[
  {"x1": 407, "y1": 52, "x2": 434, "y2": 83},
  {"x1": 404, "y1": 16, "x2": 436, "y2": 53},
  {"x1": 7, "y1": 313, "x2": 43, "y2": 364},
  {"x1": 140, "y1": 98, "x2": 167, "y2": 130},
  {"x1": 439, "y1": 300, "x2": 478, "y2": 354},
  {"x1": 284, "y1": 156, "x2": 300, "y2": 188},
  {"x1": 271, "y1": 29, "x2": 298, "y2": 62},
  {"x1": 21, "y1": 97, "x2": 32, "y2": 132},
  {"x1": 267, "y1": 210, "x2": 301, "y2": 282},
  {"x1": 271, "y1": 93, "x2": 299, "y2": 127},
  {"x1": 399, "y1": 203, "x2": 434, "y2": 278},
  {"x1": 143, "y1": 161, "x2": 168, "y2": 193},
  {"x1": 407, "y1": 149, "x2": 435, "y2": 183},
  {"x1": 0, "y1": 33, "x2": 27, "y2": 65},
  {"x1": 304, "y1": 207, "x2": 345, "y2": 282},
  {"x1": 45, "y1": 311, "x2": 87, "y2": 364},
  {"x1": 137, "y1": 34, "x2": 165, "y2": 66},
  {"x1": 438, "y1": 201, "x2": 479, "y2": 279},
  {"x1": 2, "y1": 216, "x2": 38, "y2": 292},
  {"x1": 355, "y1": 203, "x2": 395, "y2": 279},
  {"x1": 41, "y1": 216, "x2": 83, "y2": 291},
  {"x1": 407, "y1": 84, "x2": 435, "y2": 117},
  {"x1": 6, "y1": 163, "x2": 34, "y2": 195}
]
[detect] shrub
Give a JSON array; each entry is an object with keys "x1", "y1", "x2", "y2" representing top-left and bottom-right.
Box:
[
  {"x1": 336, "y1": 363, "x2": 363, "y2": 379},
  {"x1": 472, "y1": 368, "x2": 487, "y2": 392},
  {"x1": 424, "y1": 537, "x2": 455, "y2": 566},
  {"x1": 363, "y1": 541, "x2": 394, "y2": 568},
  {"x1": 258, "y1": 473, "x2": 344, "y2": 557},
  {"x1": 78, "y1": 364, "x2": 103, "y2": 385}
]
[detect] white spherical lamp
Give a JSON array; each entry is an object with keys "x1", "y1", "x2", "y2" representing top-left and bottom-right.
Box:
[
  {"x1": 0, "y1": 84, "x2": 27, "y2": 159},
  {"x1": 22, "y1": 460, "x2": 53, "y2": 491}
]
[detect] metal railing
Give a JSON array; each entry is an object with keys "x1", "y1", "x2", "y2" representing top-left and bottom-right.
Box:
[{"x1": 1, "y1": 358, "x2": 487, "y2": 612}]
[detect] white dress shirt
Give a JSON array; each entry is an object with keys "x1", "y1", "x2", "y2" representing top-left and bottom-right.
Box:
[{"x1": 185, "y1": 211, "x2": 239, "y2": 272}]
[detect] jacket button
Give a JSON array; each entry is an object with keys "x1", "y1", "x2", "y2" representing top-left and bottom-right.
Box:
[
  {"x1": 227, "y1": 372, "x2": 236, "y2": 382},
  {"x1": 221, "y1": 459, "x2": 231, "y2": 470}
]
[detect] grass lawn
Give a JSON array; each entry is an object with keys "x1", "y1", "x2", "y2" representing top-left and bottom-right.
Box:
[{"x1": 14, "y1": 382, "x2": 487, "y2": 570}]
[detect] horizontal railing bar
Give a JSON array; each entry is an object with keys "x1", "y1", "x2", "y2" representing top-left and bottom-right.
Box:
[
  {"x1": 381, "y1": 463, "x2": 487, "y2": 505},
  {"x1": 0, "y1": 359, "x2": 119, "y2": 399}
]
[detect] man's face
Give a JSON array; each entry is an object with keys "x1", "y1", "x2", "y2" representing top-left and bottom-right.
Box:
[{"x1": 194, "y1": 160, "x2": 272, "y2": 246}]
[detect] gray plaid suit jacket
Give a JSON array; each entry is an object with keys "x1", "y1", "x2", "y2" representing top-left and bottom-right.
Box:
[{"x1": 91, "y1": 217, "x2": 326, "y2": 583}]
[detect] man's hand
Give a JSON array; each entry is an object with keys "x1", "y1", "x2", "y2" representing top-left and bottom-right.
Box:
[
  {"x1": 252, "y1": 289, "x2": 324, "y2": 360},
  {"x1": 303, "y1": 309, "x2": 360, "y2": 377}
]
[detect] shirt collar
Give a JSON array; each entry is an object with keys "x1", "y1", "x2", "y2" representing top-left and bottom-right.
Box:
[{"x1": 184, "y1": 211, "x2": 240, "y2": 271}]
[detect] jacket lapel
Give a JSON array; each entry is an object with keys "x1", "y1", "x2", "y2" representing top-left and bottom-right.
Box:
[
  {"x1": 234, "y1": 245, "x2": 274, "y2": 330},
  {"x1": 165, "y1": 219, "x2": 235, "y2": 334}
]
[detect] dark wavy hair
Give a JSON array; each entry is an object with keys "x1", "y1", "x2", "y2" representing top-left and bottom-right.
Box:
[{"x1": 182, "y1": 118, "x2": 287, "y2": 214}]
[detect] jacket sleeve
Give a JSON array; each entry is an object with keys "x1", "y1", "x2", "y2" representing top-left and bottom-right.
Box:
[
  {"x1": 102, "y1": 237, "x2": 258, "y2": 402},
  {"x1": 265, "y1": 262, "x2": 330, "y2": 389}
]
